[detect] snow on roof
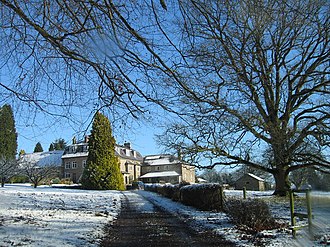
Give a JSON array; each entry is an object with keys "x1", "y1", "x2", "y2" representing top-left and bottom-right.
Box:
[
  {"x1": 61, "y1": 152, "x2": 88, "y2": 159},
  {"x1": 114, "y1": 145, "x2": 143, "y2": 161},
  {"x1": 247, "y1": 173, "x2": 264, "y2": 181},
  {"x1": 143, "y1": 154, "x2": 181, "y2": 166},
  {"x1": 20, "y1": 150, "x2": 64, "y2": 167},
  {"x1": 140, "y1": 171, "x2": 180, "y2": 178},
  {"x1": 144, "y1": 155, "x2": 162, "y2": 160}
]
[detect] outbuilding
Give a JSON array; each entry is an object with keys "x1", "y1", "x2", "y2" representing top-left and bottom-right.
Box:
[{"x1": 235, "y1": 173, "x2": 265, "y2": 191}]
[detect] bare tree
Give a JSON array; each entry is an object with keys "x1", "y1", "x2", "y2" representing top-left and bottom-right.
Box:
[
  {"x1": 19, "y1": 152, "x2": 62, "y2": 188},
  {"x1": 0, "y1": 156, "x2": 17, "y2": 187},
  {"x1": 1, "y1": 0, "x2": 329, "y2": 195},
  {"x1": 154, "y1": 0, "x2": 330, "y2": 195},
  {"x1": 22, "y1": 163, "x2": 58, "y2": 188}
]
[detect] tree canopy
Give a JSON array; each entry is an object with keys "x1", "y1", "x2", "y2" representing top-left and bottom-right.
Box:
[
  {"x1": 81, "y1": 112, "x2": 124, "y2": 190},
  {"x1": 49, "y1": 138, "x2": 66, "y2": 151},
  {"x1": 1, "y1": 0, "x2": 329, "y2": 195}
]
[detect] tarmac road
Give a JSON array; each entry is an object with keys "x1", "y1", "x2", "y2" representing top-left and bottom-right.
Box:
[{"x1": 100, "y1": 191, "x2": 236, "y2": 247}]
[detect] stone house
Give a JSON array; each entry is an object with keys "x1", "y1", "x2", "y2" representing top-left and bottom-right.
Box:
[
  {"x1": 235, "y1": 173, "x2": 265, "y2": 191},
  {"x1": 140, "y1": 154, "x2": 195, "y2": 184},
  {"x1": 61, "y1": 137, "x2": 143, "y2": 185},
  {"x1": 115, "y1": 142, "x2": 143, "y2": 185}
]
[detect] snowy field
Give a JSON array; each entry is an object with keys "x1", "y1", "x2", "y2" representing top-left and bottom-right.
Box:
[
  {"x1": 0, "y1": 184, "x2": 121, "y2": 246},
  {"x1": 0, "y1": 184, "x2": 329, "y2": 247}
]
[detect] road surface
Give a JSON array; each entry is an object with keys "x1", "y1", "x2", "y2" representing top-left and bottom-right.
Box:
[{"x1": 100, "y1": 191, "x2": 236, "y2": 247}]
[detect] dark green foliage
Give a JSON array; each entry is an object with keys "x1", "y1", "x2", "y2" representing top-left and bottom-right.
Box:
[
  {"x1": 48, "y1": 143, "x2": 54, "y2": 151},
  {"x1": 53, "y1": 138, "x2": 66, "y2": 150},
  {"x1": 0, "y1": 104, "x2": 17, "y2": 160},
  {"x1": 81, "y1": 112, "x2": 125, "y2": 190},
  {"x1": 48, "y1": 138, "x2": 66, "y2": 151},
  {"x1": 0, "y1": 104, "x2": 18, "y2": 186},
  {"x1": 10, "y1": 175, "x2": 29, "y2": 183},
  {"x1": 225, "y1": 198, "x2": 281, "y2": 232},
  {"x1": 180, "y1": 184, "x2": 224, "y2": 211},
  {"x1": 33, "y1": 142, "x2": 43, "y2": 152}
]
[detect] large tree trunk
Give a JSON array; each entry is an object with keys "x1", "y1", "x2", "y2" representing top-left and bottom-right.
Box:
[{"x1": 273, "y1": 168, "x2": 290, "y2": 196}]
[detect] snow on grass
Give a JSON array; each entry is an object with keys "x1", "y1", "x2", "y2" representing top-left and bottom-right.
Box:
[
  {"x1": 0, "y1": 184, "x2": 122, "y2": 247},
  {"x1": 0, "y1": 184, "x2": 328, "y2": 247}
]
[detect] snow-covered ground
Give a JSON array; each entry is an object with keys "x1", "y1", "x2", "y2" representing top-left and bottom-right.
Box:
[
  {"x1": 0, "y1": 184, "x2": 121, "y2": 246},
  {"x1": 0, "y1": 184, "x2": 329, "y2": 246},
  {"x1": 137, "y1": 189, "x2": 330, "y2": 247}
]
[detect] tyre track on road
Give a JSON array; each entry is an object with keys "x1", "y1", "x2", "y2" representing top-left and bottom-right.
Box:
[{"x1": 100, "y1": 191, "x2": 236, "y2": 247}]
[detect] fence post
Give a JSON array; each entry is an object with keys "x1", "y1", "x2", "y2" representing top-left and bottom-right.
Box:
[
  {"x1": 306, "y1": 189, "x2": 312, "y2": 234},
  {"x1": 243, "y1": 187, "x2": 246, "y2": 199},
  {"x1": 289, "y1": 190, "x2": 296, "y2": 237}
]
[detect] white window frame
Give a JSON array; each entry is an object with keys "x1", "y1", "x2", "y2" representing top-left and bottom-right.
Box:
[
  {"x1": 65, "y1": 162, "x2": 71, "y2": 169},
  {"x1": 72, "y1": 161, "x2": 77, "y2": 169},
  {"x1": 82, "y1": 160, "x2": 87, "y2": 168}
]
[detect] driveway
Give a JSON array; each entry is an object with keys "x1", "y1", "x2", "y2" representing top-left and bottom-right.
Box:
[{"x1": 100, "y1": 191, "x2": 236, "y2": 247}]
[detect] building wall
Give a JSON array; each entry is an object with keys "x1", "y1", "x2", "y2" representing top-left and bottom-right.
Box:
[
  {"x1": 235, "y1": 175, "x2": 265, "y2": 191},
  {"x1": 140, "y1": 162, "x2": 195, "y2": 184},
  {"x1": 62, "y1": 156, "x2": 87, "y2": 183},
  {"x1": 141, "y1": 163, "x2": 181, "y2": 175},
  {"x1": 62, "y1": 142, "x2": 142, "y2": 185},
  {"x1": 181, "y1": 164, "x2": 196, "y2": 183},
  {"x1": 118, "y1": 158, "x2": 141, "y2": 184}
]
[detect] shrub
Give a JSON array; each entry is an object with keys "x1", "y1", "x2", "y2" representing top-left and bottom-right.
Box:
[
  {"x1": 224, "y1": 198, "x2": 280, "y2": 232},
  {"x1": 180, "y1": 183, "x2": 224, "y2": 211},
  {"x1": 10, "y1": 175, "x2": 29, "y2": 183}
]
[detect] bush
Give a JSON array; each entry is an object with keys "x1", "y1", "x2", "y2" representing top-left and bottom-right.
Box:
[
  {"x1": 10, "y1": 175, "x2": 29, "y2": 183},
  {"x1": 180, "y1": 183, "x2": 224, "y2": 211},
  {"x1": 224, "y1": 198, "x2": 279, "y2": 232}
]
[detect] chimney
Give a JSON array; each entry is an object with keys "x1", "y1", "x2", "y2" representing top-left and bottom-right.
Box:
[{"x1": 124, "y1": 142, "x2": 131, "y2": 149}]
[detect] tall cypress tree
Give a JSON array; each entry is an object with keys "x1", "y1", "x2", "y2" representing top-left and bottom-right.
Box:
[
  {"x1": 48, "y1": 143, "x2": 55, "y2": 151},
  {"x1": 0, "y1": 104, "x2": 18, "y2": 186},
  {"x1": 0, "y1": 104, "x2": 17, "y2": 159},
  {"x1": 33, "y1": 142, "x2": 43, "y2": 152},
  {"x1": 81, "y1": 112, "x2": 124, "y2": 190}
]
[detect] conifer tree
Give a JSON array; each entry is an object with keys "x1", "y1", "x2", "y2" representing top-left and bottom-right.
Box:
[
  {"x1": 0, "y1": 104, "x2": 18, "y2": 186},
  {"x1": 33, "y1": 142, "x2": 43, "y2": 153},
  {"x1": 53, "y1": 138, "x2": 66, "y2": 150},
  {"x1": 81, "y1": 112, "x2": 124, "y2": 190},
  {"x1": 0, "y1": 104, "x2": 17, "y2": 159},
  {"x1": 48, "y1": 143, "x2": 54, "y2": 151}
]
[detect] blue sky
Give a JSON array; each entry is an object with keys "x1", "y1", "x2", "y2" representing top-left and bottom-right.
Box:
[{"x1": 15, "y1": 111, "x2": 162, "y2": 156}]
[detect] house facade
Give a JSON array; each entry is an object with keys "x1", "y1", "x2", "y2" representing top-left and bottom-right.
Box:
[
  {"x1": 140, "y1": 154, "x2": 195, "y2": 184},
  {"x1": 235, "y1": 173, "x2": 265, "y2": 191},
  {"x1": 61, "y1": 138, "x2": 143, "y2": 185},
  {"x1": 115, "y1": 143, "x2": 143, "y2": 185}
]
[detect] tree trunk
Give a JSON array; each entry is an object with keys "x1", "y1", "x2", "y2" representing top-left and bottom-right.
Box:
[{"x1": 273, "y1": 169, "x2": 290, "y2": 196}]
